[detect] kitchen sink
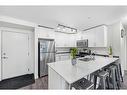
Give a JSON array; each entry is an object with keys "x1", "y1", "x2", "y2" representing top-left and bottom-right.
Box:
[{"x1": 79, "y1": 57, "x2": 94, "y2": 62}]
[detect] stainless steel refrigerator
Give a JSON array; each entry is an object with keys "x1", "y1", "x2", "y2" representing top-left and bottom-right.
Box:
[{"x1": 38, "y1": 39, "x2": 55, "y2": 77}]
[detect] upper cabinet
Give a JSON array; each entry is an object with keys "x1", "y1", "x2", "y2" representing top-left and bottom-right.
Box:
[
  {"x1": 36, "y1": 27, "x2": 76, "y2": 47},
  {"x1": 82, "y1": 25, "x2": 107, "y2": 47},
  {"x1": 55, "y1": 32, "x2": 65, "y2": 47},
  {"x1": 37, "y1": 27, "x2": 55, "y2": 39},
  {"x1": 36, "y1": 25, "x2": 107, "y2": 48},
  {"x1": 55, "y1": 32, "x2": 76, "y2": 47},
  {"x1": 95, "y1": 26, "x2": 107, "y2": 47}
]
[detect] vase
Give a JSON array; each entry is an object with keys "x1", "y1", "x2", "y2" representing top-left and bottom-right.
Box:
[{"x1": 71, "y1": 58, "x2": 77, "y2": 65}]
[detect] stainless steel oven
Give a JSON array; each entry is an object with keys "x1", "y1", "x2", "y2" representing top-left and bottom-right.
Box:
[{"x1": 77, "y1": 39, "x2": 88, "y2": 48}]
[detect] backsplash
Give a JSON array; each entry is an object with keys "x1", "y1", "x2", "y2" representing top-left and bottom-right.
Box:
[
  {"x1": 55, "y1": 47, "x2": 71, "y2": 52},
  {"x1": 55, "y1": 47, "x2": 119, "y2": 56},
  {"x1": 55, "y1": 47, "x2": 109, "y2": 55},
  {"x1": 88, "y1": 47, "x2": 109, "y2": 55}
]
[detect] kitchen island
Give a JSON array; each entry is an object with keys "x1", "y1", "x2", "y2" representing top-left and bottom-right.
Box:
[{"x1": 48, "y1": 56, "x2": 119, "y2": 89}]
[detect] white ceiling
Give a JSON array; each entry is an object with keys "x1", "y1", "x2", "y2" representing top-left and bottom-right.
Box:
[{"x1": 0, "y1": 6, "x2": 127, "y2": 30}]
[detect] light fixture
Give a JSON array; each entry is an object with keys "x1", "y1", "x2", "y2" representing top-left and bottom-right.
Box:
[
  {"x1": 55, "y1": 24, "x2": 77, "y2": 34},
  {"x1": 72, "y1": 29, "x2": 76, "y2": 32},
  {"x1": 62, "y1": 27, "x2": 66, "y2": 31},
  {"x1": 57, "y1": 26, "x2": 60, "y2": 30}
]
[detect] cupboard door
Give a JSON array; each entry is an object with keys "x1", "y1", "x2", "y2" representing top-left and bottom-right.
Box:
[
  {"x1": 55, "y1": 32, "x2": 65, "y2": 47},
  {"x1": 83, "y1": 25, "x2": 107, "y2": 47},
  {"x1": 37, "y1": 27, "x2": 55, "y2": 39},
  {"x1": 55, "y1": 32, "x2": 76, "y2": 47},
  {"x1": 95, "y1": 26, "x2": 107, "y2": 47},
  {"x1": 85, "y1": 29, "x2": 96, "y2": 47},
  {"x1": 68, "y1": 34, "x2": 76, "y2": 47},
  {"x1": 95, "y1": 26, "x2": 104, "y2": 47}
]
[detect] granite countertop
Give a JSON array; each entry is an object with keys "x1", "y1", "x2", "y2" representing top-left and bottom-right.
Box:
[{"x1": 48, "y1": 56, "x2": 119, "y2": 84}]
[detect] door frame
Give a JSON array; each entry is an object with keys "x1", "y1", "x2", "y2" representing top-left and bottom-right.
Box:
[{"x1": 0, "y1": 27, "x2": 34, "y2": 81}]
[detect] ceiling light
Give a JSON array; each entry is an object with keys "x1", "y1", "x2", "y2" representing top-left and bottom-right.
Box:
[
  {"x1": 55, "y1": 24, "x2": 77, "y2": 34},
  {"x1": 72, "y1": 29, "x2": 75, "y2": 32},
  {"x1": 63, "y1": 27, "x2": 66, "y2": 31},
  {"x1": 57, "y1": 26, "x2": 60, "y2": 30}
]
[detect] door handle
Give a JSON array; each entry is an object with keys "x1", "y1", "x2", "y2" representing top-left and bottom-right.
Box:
[{"x1": 1, "y1": 57, "x2": 8, "y2": 59}]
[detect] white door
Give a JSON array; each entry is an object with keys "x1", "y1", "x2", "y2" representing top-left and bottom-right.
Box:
[{"x1": 1, "y1": 31, "x2": 29, "y2": 80}]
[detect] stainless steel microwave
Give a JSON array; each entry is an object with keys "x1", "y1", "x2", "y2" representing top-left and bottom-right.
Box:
[{"x1": 76, "y1": 39, "x2": 88, "y2": 48}]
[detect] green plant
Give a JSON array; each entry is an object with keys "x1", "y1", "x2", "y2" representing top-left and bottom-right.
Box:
[{"x1": 70, "y1": 48, "x2": 78, "y2": 59}]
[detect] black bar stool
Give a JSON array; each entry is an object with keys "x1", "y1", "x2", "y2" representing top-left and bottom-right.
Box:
[
  {"x1": 112, "y1": 62, "x2": 123, "y2": 82},
  {"x1": 108, "y1": 65, "x2": 120, "y2": 89},
  {"x1": 93, "y1": 70, "x2": 110, "y2": 89},
  {"x1": 71, "y1": 78, "x2": 94, "y2": 90}
]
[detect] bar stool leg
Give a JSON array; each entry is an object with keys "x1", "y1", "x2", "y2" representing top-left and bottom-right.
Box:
[
  {"x1": 87, "y1": 75, "x2": 89, "y2": 80},
  {"x1": 100, "y1": 77, "x2": 106, "y2": 89},
  {"x1": 111, "y1": 69, "x2": 117, "y2": 89},
  {"x1": 106, "y1": 76, "x2": 110, "y2": 89},
  {"x1": 93, "y1": 75, "x2": 97, "y2": 89},
  {"x1": 115, "y1": 65, "x2": 121, "y2": 87},
  {"x1": 119, "y1": 64, "x2": 123, "y2": 82},
  {"x1": 115, "y1": 69, "x2": 120, "y2": 89}
]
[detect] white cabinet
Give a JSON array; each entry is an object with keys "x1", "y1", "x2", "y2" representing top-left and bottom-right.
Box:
[
  {"x1": 83, "y1": 25, "x2": 107, "y2": 47},
  {"x1": 55, "y1": 53, "x2": 70, "y2": 62},
  {"x1": 48, "y1": 67, "x2": 69, "y2": 89},
  {"x1": 37, "y1": 27, "x2": 76, "y2": 47},
  {"x1": 83, "y1": 29, "x2": 95, "y2": 47},
  {"x1": 37, "y1": 27, "x2": 55, "y2": 39},
  {"x1": 66, "y1": 34, "x2": 76, "y2": 47},
  {"x1": 76, "y1": 31, "x2": 82, "y2": 40},
  {"x1": 95, "y1": 26, "x2": 107, "y2": 47},
  {"x1": 55, "y1": 32, "x2": 76, "y2": 47},
  {"x1": 55, "y1": 32, "x2": 67, "y2": 47}
]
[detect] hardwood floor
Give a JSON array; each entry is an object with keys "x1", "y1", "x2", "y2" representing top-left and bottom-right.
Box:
[
  {"x1": 120, "y1": 71, "x2": 127, "y2": 89},
  {"x1": 20, "y1": 71, "x2": 127, "y2": 89},
  {"x1": 20, "y1": 76, "x2": 48, "y2": 89}
]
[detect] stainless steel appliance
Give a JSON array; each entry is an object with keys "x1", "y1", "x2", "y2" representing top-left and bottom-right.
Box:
[
  {"x1": 38, "y1": 39, "x2": 55, "y2": 77},
  {"x1": 77, "y1": 39, "x2": 88, "y2": 48}
]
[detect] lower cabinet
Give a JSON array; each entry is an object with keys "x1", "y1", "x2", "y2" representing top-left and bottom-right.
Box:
[{"x1": 55, "y1": 53, "x2": 70, "y2": 62}]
